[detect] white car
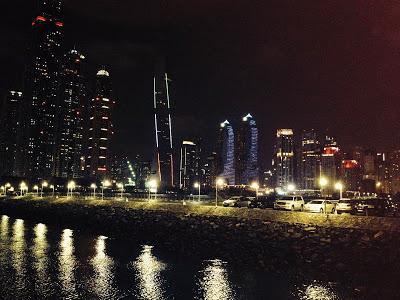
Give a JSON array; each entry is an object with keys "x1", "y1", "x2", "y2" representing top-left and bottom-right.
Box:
[
  {"x1": 304, "y1": 200, "x2": 336, "y2": 214},
  {"x1": 274, "y1": 196, "x2": 304, "y2": 211},
  {"x1": 222, "y1": 196, "x2": 251, "y2": 207}
]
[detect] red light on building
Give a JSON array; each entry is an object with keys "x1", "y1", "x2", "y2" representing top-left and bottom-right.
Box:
[
  {"x1": 32, "y1": 21, "x2": 36, "y2": 26},
  {"x1": 342, "y1": 160, "x2": 359, "y2": 169},
  {"x1": 36, "y1": 16, "x2": 47, "y2": 22},
  {"x1": 323, "y1": 147, "x2": 339, "y2": 156},
  {"x1": 55, "y1": 21, "x2": 64, "y2": 27},
  {"x1": 98, "y1": 167, "x2": 107, "y2": 171}
]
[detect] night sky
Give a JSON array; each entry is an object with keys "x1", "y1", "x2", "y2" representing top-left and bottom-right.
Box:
[{"x1": 2, "y1": 1, "x2": 400, "y2": 167}]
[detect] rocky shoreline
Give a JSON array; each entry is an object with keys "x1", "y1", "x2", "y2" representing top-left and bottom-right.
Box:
[{"x1": 1, "y1": 197, "x2": 400, "y2": 298}]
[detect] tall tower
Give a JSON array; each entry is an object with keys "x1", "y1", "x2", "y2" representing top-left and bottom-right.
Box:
[
  {"x1": 153, "y1": 65, "x2": 174, "y2": 188},
  {"x1": 300, "y1": 129, "x2": 320, "y2": 189},
  {"x1": 54, "y1": 49, "x2": 87, "y2": 179},
  {"x1": 179, "y1": 140, "x2": 200, "y2": 190},
  {"x1": 0, "y1": 91, "x2": 23, "y2": 178},
  {"x1": 216, "y1": 120, "x2": 235, "y2": 185},
  {"x1": 86, "y1": 69, "x2": 115, "y2": 180},
  {"x1": 235, "y1": 114, "x2": 259, "y2": 185},
  {"x1": 23, "y1": 0, "x2": 64, "y2": 179},
  {"x1": 275, "y1": 129, "x2": 294, "y2": 188}
]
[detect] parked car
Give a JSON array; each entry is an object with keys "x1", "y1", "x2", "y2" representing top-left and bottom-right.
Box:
[
  {"x1": 248, "y1": 195, "x2": 275, "y2": 209},
  {"x1": 352, "y1": 199, "x2": 386, "y2": 216},
  {"x1": 273, "y1": 196, "x2": 304, "y2": 211},
  {"x1": 223, "y1": 196, "x2": 252, "y2": 207},
  {"x1": 304, "y1": 199, "x2": 336, "y2": 214},
  {"x1": 336, "y1": 199, "x2": 357, "y2": 214}
]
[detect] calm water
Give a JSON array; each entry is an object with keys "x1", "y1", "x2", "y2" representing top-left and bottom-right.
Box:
[{"x1": 0, "y1": 214, "x2": 345, "y2": 299}]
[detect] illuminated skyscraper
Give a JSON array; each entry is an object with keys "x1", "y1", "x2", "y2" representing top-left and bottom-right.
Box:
[
  {"x1": 275, "y1": 129, "x2": 294, "y2": 188},
  {"x1": 235, "y1": 114, "x2": 259, "y2": 185},
  {"x1": 216, "y1": 120, "x2": 235, "y2": 185},
  {"x1": 179, "y1": 140, "x2": 200, "y2": 190},
  {"x1": 300, "y1": 129, "x2": 320, "y2": 189},
  {"x1": 53, "y1": 49, "x2": 87, "y2": 178},
  {"x1": 321, "y1": 135, "x2": 340, "y2": 190},
  {"x1": 153, "y1": 66, "x2": 174, "y2": 188},
  {"x1": 86, "y1": 69, "x2": 115, "y2": 179},
  {"x1": 23, "y1": 0, "x2": 64, "y2": 179},
  {"x1": 0, "y1": 91, "x2": 23, "y2": 177}
]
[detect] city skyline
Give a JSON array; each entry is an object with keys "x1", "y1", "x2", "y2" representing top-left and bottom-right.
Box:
[{"x1": 2, "y1": 1, "x2": 400, "y2": 167}]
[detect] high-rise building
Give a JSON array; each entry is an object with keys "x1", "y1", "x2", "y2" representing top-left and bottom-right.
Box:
[
  {"x1": 23, "y1": 0, "x2": 64, "y2": 179},
  {"x1": 275, "y1": 129, "x2": 294, "y2": 188},
  {"x1": 202, "y1": 152, "x2": 218, "y2": 188},
  {"x1": 153, "y1": 65, "x2": 174, "y2": 188},
  {"x1": 216, "y1": 120, "x2": 235, "y2": 185},
  {"x1": 86, "y1": 69, "x2": 115, "y2": 179},
  {"x1": 53, "y1": 49, "x2": 87, "y2": 179},
  {"x1": 235, "y1": 114, "x2": 259, "y2": 185},
  {"x1": 0, "y1": 91, "x2": 23, "y2": 178},
  {"x1": 341, "y1": 159, "x2": 362, "y2": 192},
  {"x1": 300, "y1": 129, "x2": 320, "y2": 189},
  {"x1": 376, "y1": 152, "x2": 390, "y2": 194},
  {"x1": 110, "y1": 155, "x2": 129, "y2": 183},
  {"x1": 179, "y1": 140, "x2": 200, "y2": 190},
  {"x1": 321, "y1": 135, "x2": 340, "y2": 189}
]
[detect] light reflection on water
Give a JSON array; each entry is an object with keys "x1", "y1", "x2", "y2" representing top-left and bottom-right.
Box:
[
  {"x1": 197, "y1": 259, "x2": 235, "y2": 300},
  {"x1": 0, "y1": 215, "x2": 349, "y2": 299},
  {"x1": 132, "y1": 245, "x2": 167, "y2": 300},
  {"x1": 90, "y1": 235, "x2": 119, "y2": 299},
  {"x1": 297, "y1": 281, "x2": 338, "y2": 300},
  {"x1": 59, "y1": 228, "x2": 78, "y2": 299},
  {"x1": 11, "y1": 219, "x2": 27, "y2": 296}
]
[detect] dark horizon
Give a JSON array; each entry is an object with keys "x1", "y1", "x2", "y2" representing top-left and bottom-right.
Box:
[{"x1": 2, "y1": 1, "x2": 400, "y2": 167}]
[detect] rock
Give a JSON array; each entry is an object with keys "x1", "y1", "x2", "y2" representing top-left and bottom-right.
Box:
[{"x1": 374, "y1": 231, "x2": 384, "y2": 239}]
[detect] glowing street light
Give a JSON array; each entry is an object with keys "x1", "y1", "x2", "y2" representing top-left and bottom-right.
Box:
[
  {"x1": 194, "y1": 182, "x2": 201, "y2": 202},
  {"x1": 34, "y1": 185, "x2": 39, "y2": 196},
  {"x1": 101, "y1": 180, "x2": 111, "y2": 200},
  {"x1": 91, "y1": 183, "x2": 97, "y2": 198},
  {"x1": 19, "y1": 182, "x2": 28, "y2": 196},
  {"x1": 251, "y1": 182, "x2": 260, "y2": 199},
  {"x1": 287, "y1": 183, "x2": 296, "y2": 193},
  {"x1": 335, "y1": 182, "x2": 343, "y2": 199},
  {"x1": 117, "y1": 183, "x2": 124, "y2": 199},
  {"x1": 41, "y1": 181, "x2": 48, "y2": 198},
  {"x1": 0, "y1": 186, "x2": 5, "y2": 195},
  {"x1": 4, "y1": 183, "x2": 11, "y2": 195},
  {"x1": 67, "y1": 181, "x2": 76, "y2": 198},
  {"x1": 147, "y1": 180, "x2": 158, "y2": 200},
  {"x1": 216, "y1": 178, "x2": 225, "y2": 207}
]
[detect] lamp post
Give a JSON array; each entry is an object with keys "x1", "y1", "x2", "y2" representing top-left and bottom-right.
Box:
[
  {"x1": 101, "y1": 180, "x2": 110, "y2": 200},
  {"x1": 251, "y1": 182, "x2": 260, "y2": 199},
  {"x1": 5, "y1": 183, "x2": 11, "y2": 196},
  {"x1": 91, "y1": 183, "x2": 97, "y2": 198},
  {"x1": 216, "y1": 178, "x2": 224, "y2": 207},
  {"x1": 67, "y1": 181, "x2": 76, "y2": 198},
  {"x1": 148, "y1": 180, "x2": 158, "y2": 201},
  {"x1": 335, "y1": 182, "x2": 343, "y2": 200},
  {"x1": 20, "y1": 182, "x2": 27, "y2": 196},
  {"x1": 319, "y1": 177, "x2": 328, "y2": 214},
  {"x1": 194, "y1": 182, "x2": 201, "y2": 202},
  {"x1": 287, "y1": 183, "x2": 296, "y2": 194},
  {"x1": 50, "y1": 185, "x2": 55, "y2": 198},
  {"x1": 41, "y1": 181, "x2": 48, "y2": 198},
  {"x1": 34, "y1": 185, "x2": 39, "y2": 197}
]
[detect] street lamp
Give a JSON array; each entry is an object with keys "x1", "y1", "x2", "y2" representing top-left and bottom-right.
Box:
[
  {"x1": 319, "y1": 177, "x2": 328, "y2": 214},
  {"x1": 34, "y1": 185, "x2": 39, "y2": 197},
  {"x1": 148, "y1": 180, "x2": 158, "y2": 200},
  {"x1": 251, "y1": 182, "x2": 260, "y2": 199},
  {"x1": 101, "y1": 180, "x2": 111, "y2": 200},
  {"x1": 335, "y1": 182, "x2": 343, "y2": 199},
  {"x1": 20, "y1": 182, "x2": 27, "y2": 196},
  {"x1": 67, "y1": 181, "x2": 76, "y2": 198},
  {"x1": 50, "y1": 185, "x2": 55, "y2": 197},
  {"x1": 5, "y1": 183, "x2": 11, "y2": 195},
  {"x1": 41, "y1": 181, "x2": 48, "y2": 198},
  {"x1": 117, "y1": 183, "x2": 124, "y2": 199},
  {"x1": 216, "y1": 178, "x2": 225, "y2": 207},
  {"x1": 194, "y1": 182, "x2": 201, "y2": 202},
  {"x1": 287, "y1": 183, "x2": 296, "y2": 193},
  {"x1": 91, "y1": 183, "x2": 97, "y2": 198}
]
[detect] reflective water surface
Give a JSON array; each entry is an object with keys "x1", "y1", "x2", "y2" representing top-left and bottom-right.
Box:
[{"x1": 0, "y1": 215, "x2": 347, "y2": 299}]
